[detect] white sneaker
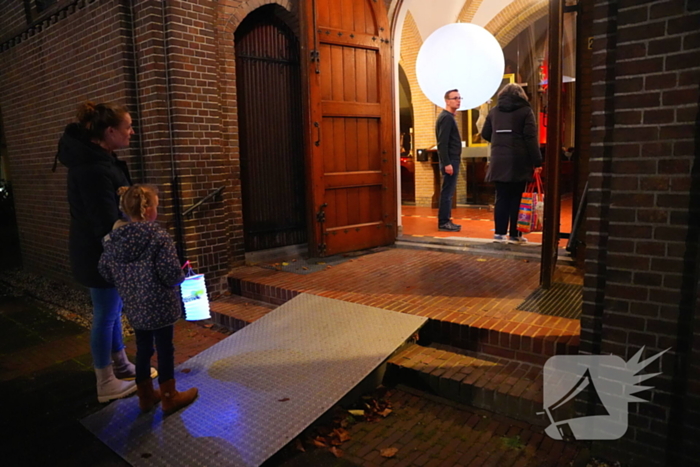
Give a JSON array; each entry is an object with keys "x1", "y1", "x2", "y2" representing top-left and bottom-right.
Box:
[
  {"x1": 112, "y1": 349, "x2": 158, "y2": 381},
  {"x1": 493, "y1": 234, "x2": 506, "y2": 243},
  {"x1": 509, "y1": 236, "x2": 528, "y2": 244}
]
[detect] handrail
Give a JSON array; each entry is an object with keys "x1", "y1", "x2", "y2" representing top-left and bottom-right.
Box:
[{"x1": 182, "y1": 186, "x2": 225, "y2": 218}]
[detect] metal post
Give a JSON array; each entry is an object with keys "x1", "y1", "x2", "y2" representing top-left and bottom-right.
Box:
[{"x1": 541, "y1": 0, "x2": 564, "y2": 288}]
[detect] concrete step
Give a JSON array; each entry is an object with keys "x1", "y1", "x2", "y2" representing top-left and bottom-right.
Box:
[
  {"x1": 396, "y1": 235, "x2": 576, "y2": 265},
  {"x1": 385, "y1": 343, "x2": 559, "y2": 427},
  {"x1": 209, "y1": 294, "x2": 277, "y2": 332}
]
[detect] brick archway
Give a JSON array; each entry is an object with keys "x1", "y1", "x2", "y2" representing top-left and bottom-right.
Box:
[
  {"x1": 485, "y1": 0, "x2": 548, "y2": 47},
  {"x1": 215, "y1": 1, "x2": 300, "y2": 266}
]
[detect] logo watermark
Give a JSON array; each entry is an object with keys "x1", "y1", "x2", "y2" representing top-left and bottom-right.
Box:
[{"x1": 540, "y1": 347, "x2": 669, "y2": 441}]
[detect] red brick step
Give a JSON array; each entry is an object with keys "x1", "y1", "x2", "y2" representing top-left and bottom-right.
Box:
[
  {"x1": 386, "y1": 343, "x2": 563, "y2": 427},
  {"x1": 209, "y1": 294, "x2": 276, "y2": 332}
]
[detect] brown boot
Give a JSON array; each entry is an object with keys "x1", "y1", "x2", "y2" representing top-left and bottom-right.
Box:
[
  {"x1": 136, "y1": 379, "x2": 161, "y2": 413},
  {"x1": 160, "y1": 379, "x2": 198, "y2": 415}
]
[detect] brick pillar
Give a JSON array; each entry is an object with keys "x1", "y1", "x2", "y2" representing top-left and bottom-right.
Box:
[
  {"x1": 581, "y1": 1, "x2": 700, "y2": 465},
  {"x1": 400, "y1": 12, "x2": 440, "y2": 207}
]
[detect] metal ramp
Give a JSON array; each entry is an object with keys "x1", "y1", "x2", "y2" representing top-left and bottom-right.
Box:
[{"x1": 81, "y1": 293, "x2": 427, "y2": 467}]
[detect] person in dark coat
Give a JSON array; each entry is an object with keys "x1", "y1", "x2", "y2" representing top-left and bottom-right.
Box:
[
  {"x1": 482, "y1": 84, "x2": 543, "y2": 243},
  {"x1": 435, "y1": 89, "x2": 463, "y2": 232},
  {"x1": 99, "y1": 185, "x2": 198, "y2": 415},
  {"x1": 56, "y1": 101, "x2": 148, "y2": 403}
]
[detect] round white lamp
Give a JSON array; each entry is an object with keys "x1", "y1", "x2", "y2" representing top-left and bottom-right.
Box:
[{"x1": 416, "y1": 23, "x2": 505, "y2": 111}]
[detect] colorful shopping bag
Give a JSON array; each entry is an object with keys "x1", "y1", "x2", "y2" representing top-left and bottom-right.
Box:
[{"x1": 517, "y1": 173, "x2": 544, "y2": 233}]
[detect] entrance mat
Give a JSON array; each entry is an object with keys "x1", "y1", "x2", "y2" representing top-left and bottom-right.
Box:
[
  {"x1": 256, "y1": 247, "x2": 389, "y2": 274},
  {"x1": 516, "y1": 282, "x2": 582, "y2": 319},
  {"x1": 81, "y1": 293, "x2": 427, "y2": 467}
]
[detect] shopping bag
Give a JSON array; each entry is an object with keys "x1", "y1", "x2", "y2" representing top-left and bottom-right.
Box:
[
  {"x1": 180, "y1": 260, "x2": 211, "y2": 321},
  {"x1": 517, "y1": 173, "x2": 544, "y2": 233}
]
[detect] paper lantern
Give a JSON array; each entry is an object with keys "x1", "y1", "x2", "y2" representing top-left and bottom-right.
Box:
[
  {"x1": 180, "y1": 273, "x2": 211, "y2": 321},
  {"x1": 416, "y1": 23, "x2": 505, "y2": 111}
]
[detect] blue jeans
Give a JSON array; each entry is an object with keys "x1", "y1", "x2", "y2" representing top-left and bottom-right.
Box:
[
  {"x1": 89, "y1": 287, "x2": 125, "y2": 369},
  {"x1": 135, "y1": 326, "x2": 175, "y2": 384},
  {"x1": 438, "y1": 158, "x2": 461, "y2": 225}
]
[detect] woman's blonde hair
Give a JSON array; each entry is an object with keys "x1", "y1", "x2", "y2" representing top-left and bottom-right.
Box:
[
  {"x1": 118, "y1": 184, "x2": 158, "y2": 221},
  {"x1": 498, "y1": 83, "x2": 528, "y2": 101},
  {"x1": 76, "y1": 101, "x2": 129, "y2": 141}
]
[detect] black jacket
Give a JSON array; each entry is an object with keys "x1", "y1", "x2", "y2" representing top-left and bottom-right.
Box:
[
  {"x1": 57, "y1": 123, "x2": 131, "y2": 288},
  {"x1": 435, "y1": 110, "x2": 461, "y2": 167},
  {"x1": 482, "y1": 95, "x2": 542, "y2": 183}
]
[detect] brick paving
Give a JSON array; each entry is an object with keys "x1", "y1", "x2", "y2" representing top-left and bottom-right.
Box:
[
  {"x1": 229, "y1": 248, "x2": 582, "y2": 362},
  {"x1": 1, "y1": 276, "x2": 587, "y2": 467},
  {"x1": 333, "y1": 387, "x2": 582, "y2": 467}
]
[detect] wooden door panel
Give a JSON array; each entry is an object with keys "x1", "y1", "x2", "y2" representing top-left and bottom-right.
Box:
[
  {"x1": 317, "y1": 0, "x2": 376, "y2": 33},
  {"x1": 237, "y1": 11, "x2": 306, "y2": 252},
  {"x1": 306, "y1": 0, "x2": 395, "y2": 256},
  {"x1": 325, "y1": 186, "x2": 383, "y2": 228},
  {"x1": 321, "y1": 44, "x2": 379, "y2": 104}
]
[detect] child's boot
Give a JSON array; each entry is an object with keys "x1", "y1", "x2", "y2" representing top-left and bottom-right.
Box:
[
  {"x1": 136, "y1": 379, "x2": 161, "y2": 413},
  {"x1": 160, "y1": 379, "x2": 198, "y2": 415},
  {"x1": 95, "y1": 364, "x2": 137, "y2": 403},
  {"x1": 112, "y1": 348, "x2": 158, "y2": 380}
]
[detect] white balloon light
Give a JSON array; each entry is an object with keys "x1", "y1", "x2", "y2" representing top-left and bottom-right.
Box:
[{"x1": 416, "y1": 23, "x2": 505, "y2": 111}]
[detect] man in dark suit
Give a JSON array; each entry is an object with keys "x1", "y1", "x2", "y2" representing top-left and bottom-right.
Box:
[{"x1": 435, "y1": 89, "x2": 463, "y2": 232}]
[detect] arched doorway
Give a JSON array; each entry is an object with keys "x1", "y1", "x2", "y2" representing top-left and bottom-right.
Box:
[
  {"x1": 398, "y1": 64, "x2": 415, "y2": 204},
  {"x1": 235, "y1": 5, "x2": 307, "y2": 253}
]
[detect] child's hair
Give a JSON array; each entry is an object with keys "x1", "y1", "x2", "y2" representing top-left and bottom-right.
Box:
[
  {"x1": 76, "y1": 101, "x2": 129, "y2": 141},
  {"x1": 117, "y1": 184, "x2": 158, "y2": 221}
]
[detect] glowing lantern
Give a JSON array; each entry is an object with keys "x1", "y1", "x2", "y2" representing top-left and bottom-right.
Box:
[
  {"x1": 180, "y1": 262, "x2": 211, "y2": 321},
  {"x1": 416, "y1": 23, "x2": 505, "y2": 111}
]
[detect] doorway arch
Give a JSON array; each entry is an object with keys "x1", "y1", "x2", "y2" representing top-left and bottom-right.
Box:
[{"x1": 235, "y1": 5, "x2": 307, "y2": 252}]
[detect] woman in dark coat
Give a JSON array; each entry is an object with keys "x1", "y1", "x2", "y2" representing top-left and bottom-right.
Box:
[
  {"x1": 56, "y1": 102, "x2": 145, "y2": 403},
  {"x1": 481, "y1": 83, "x2": 543, "y2": 243}
]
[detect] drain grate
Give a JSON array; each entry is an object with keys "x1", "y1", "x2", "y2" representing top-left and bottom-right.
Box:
[{"x1": 516, "y1": 282, "x2": 582, "y2": 319}]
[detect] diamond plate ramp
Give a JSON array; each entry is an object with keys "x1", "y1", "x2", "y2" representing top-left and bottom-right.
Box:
[{"x1": 81, "y1": 293, "x2": 427, "y2": 467}]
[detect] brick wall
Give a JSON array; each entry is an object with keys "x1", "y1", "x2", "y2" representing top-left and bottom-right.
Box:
[
  {"x1": 0, "y1": 0, "x2": 141, "y2": 284},
  {"x1": 581, "y1": 0, "x2": 700, "y2": 464},
  {"x1": 399, "y1": 12, "x2": 439, "y2": 207},
  {"x1": 0, "y1": 0, "x2": 301, "y2": 294}
]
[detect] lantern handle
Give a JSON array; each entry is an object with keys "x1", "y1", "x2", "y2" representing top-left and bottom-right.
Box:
[{"x1": 181, "y1": 260, "x2": 195, "y2": 277}]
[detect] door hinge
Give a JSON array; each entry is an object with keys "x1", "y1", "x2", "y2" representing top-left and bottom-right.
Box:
[
  {"x1": 318, "y1": 243, "x2": 327, "y2": 255},
  {"x1": 316, "y1": 202, "x2": 327, "y2": 223},
  {"x1": 310, "y1": 50, "x2": 320, "y2": 74}
]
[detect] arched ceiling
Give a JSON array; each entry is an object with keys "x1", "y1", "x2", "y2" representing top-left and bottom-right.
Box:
[{"x1": 404, "y1": 0, "x2": 522, "y2": 42}]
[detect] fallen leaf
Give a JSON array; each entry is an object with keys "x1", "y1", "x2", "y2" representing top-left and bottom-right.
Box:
[
  {"x1": 329, "y1": 447, "x2": 344, "y2": 458},
  {"x1": 317, "y1": 262, "x2": 326, "y2": 265},
  {"x1": 312, "y1": 437, "x2": 327, "y2": 448},
  {"x1": 348, "y1": 409, "x2": 364, "y2": 417},
  {"x1": 334, "y1": 428, "x2": 351, "y2": 442},
  {"x1": 203, "y1": 323, "x2": 213, "y2": 328},
  {"x1": 302, "y1": 267, "x2": 309, "y2": 270},
  {"x1": 278, "y1": 397, "x2": 290, "y2": 402},
  {"x1": 282, "y1": 262, "x2": 289, "y2": 266},
  {"x1": 294, "y1": 439, "x2": 305, "y2": 452},
  {"x1": 380, "y1": 447, "x2": 398, "y2": 458},
  {"x1": 378, "y1": 408, "x2": 392, "y2": 417},
  {"x1": 476, "y1": 258, "x2": 487, "y2": 262},
  {"x1": 181, "y1": 368, "x2": 191, "y2": 374}
]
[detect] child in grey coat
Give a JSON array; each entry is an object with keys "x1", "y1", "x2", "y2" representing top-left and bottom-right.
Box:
[{"x1": 99, "y1": 184, "x2": 198, "y2": 415}]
